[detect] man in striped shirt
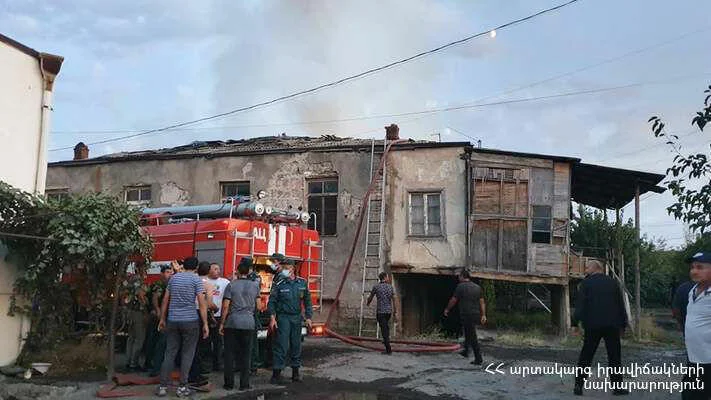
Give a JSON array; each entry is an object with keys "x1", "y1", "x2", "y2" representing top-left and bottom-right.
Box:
[
  {"x1": 367, "y1": 272, "x2": 396, "y2": 355},
  {"x1": 156, "y1": 257, "x2": 209, "y2": 398}
]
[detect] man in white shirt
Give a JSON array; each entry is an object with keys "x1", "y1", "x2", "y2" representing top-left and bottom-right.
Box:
[
  {"x1": 682, "y1": 251, "x2": 711, "y2": 400},
  {"x1": 208, "y1": 263, "x2": 230, "y2": 371}
]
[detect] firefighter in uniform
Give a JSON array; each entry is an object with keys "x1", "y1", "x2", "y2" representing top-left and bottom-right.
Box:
[
  {"x1": 269, "y1": 253, "x2": 286, "y2": 283},
  {"x1": 246, "y1": 258, "x2": 262, "y2": 374},
  {"x1": 268, "y1": 258, "x2": 313, "y2": 384}
]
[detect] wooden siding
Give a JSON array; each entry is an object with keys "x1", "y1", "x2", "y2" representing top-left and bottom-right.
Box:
[{"x1": 470, "y1": 153, "x2": 573, "y2": 281}]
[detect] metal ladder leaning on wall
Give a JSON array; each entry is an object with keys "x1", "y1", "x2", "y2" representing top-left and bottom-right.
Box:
[{"x1": 358, "y1": 138, "x2": 388, "y2": 337}]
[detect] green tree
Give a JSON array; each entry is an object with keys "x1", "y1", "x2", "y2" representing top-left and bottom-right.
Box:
[
  {"x1": 648, "y1": 86, "x2": 711, "y2": 233},
  {"x1": 0, "y1": 181, "x2": 151, "y2": 380},
  {"x1": 570, "y1": 205, "x2": 675, "y2": 307}
]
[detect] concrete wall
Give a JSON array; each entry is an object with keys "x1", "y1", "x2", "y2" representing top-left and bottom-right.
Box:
[
  {"x1": 385, "y1": 147, "x2": 467, "y2": 273},
  {"x1": 0, "y1": 42, "x2": 44, "y2": 192},
  {"x1": 47, "y1": 150, "x2": 376, "y2": 327},
  {"x1": 0, "y1": 42, "x2": 45, "y2": 366}
]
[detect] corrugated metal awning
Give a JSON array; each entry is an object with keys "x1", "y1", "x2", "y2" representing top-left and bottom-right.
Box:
[{"x1": 571, "y1": 163, "x2": 665, "y2": 209}]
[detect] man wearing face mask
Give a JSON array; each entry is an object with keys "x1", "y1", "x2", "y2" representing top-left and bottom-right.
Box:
[
  {"x1": 269, "y1": 253, "x2": 286, "y2": 284},
  {"x1": 267, "y1": 259, "x2": 313, "y2": 384}
]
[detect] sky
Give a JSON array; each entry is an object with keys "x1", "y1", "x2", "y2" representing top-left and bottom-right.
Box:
[{"x1": 2, "y1": 0, "x2": 710, "y2": 248}]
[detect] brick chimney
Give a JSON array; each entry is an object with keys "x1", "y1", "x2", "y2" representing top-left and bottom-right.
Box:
[
  {"x1": 385, "y1": 124, "x2": 399, "y2": 140},
  {"x1": 73, "y1": 142, "x2": 89, "y2": 160}
]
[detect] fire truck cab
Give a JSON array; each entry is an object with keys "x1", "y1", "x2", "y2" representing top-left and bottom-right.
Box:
[{"x1": 139, "y1": 196, "x2": 324, "y2": 350}]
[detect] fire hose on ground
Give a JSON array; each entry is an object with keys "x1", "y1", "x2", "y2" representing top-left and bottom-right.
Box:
[{"x1": 321, "y1": 139, "x2": 461, "y2": 353}]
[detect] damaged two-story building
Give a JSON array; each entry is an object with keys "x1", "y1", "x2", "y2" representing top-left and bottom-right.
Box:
[{"x1": 46, "y1": 124, "x2": 664, "y2": 336}]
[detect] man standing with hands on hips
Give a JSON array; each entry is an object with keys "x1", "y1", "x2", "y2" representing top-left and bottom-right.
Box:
[{"x1": 268, "y1": 258, "x2": 313, "y2": 384}]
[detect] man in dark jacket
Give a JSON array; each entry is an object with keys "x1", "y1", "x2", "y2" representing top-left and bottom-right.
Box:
[
  {"x1": 443, "y1": 270, "x2": 486, "y2": 365},
  {"x1": 572, "y1": 260, "x2": 629, "y2": 396}
]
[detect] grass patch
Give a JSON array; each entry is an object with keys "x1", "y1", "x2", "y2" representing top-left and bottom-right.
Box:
[
  {"x1": 491, "y1": 311, "x2": 555, "y2": 333},
  {"x1": 626, "y1": 313, "x2": 684, "y2": 348},
  {"x1": 409, "y1": 325, "x2": 452, "y2": 342},
  {"x1": 21, "y1": 336, "x2": 108, "y2": 378}
]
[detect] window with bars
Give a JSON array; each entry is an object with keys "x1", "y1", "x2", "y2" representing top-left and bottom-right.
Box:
[
  {"x1": 125, "y1": 186, "x2": 152, "y2": 206},
  {"x1": 307, "y1": 179, "x2": 338, "y2": 236},
  {"x1": 408, "y1": 192, "x2": 443, "y2": 237},
  {"x1": 220, "y1": 181, "x2": 250, "y2": 199},
  {"x1": 532, "y1": 205, "x2": 552, "y2": 244}
]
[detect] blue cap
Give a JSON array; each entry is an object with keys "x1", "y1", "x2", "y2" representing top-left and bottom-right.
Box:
[{"x1": 686, "y1": 252, "x2": 711, "y2": 263}]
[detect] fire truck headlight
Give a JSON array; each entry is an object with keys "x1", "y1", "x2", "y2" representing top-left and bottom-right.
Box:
[
  {"x1": 257, "y1": 190, "x2": 267, "y2": 199},
  {"x1": 265, "y1": 206, "x2": 273, "y2": 215},
  {"x1": 254, "y1": 203, "x2": 265, "y2": 216},
  {"x1": 300, "y1": 212, "x2": 310, "y2": 224}
]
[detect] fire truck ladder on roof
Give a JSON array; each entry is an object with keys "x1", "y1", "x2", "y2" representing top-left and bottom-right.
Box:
[{"x1": 358, "y1": 139, "x2": 387, "y2": 338}]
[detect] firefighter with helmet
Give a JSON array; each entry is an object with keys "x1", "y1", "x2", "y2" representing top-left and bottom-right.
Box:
[{"x1": 268, "y1": 258, "x2": 312, "y2": 384}]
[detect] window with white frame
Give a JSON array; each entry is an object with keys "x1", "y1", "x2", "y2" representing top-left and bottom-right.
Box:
[
  {"x1": 408, "y1": 192, "x2": 443, "y2": 237},
  {"x1": 125, "y1": 186, "x2": 152, "y2": 206},
  {"x1": 45, "y1": 189, "x2": 69, "y2": 202}
]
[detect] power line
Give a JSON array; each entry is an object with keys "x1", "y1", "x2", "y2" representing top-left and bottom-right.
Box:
[
  {"x1": 48, "y1": 71, "x2": 711, "y2": 152},
  {"x1": 595, "y1": 129, "x2": 699, "y2": 163},
  {"x1": 52, "y1": 23, "x2": 711, "y2": 137},
  {"x1": 464, "y1": 25, "x2": 711, "y2": 105},
  {"x1": 623, "y1": 141, "x2": 710, "y2": 170},
  {"x1": 47, "y1": 0, "x2": 582, "y2": 152}
]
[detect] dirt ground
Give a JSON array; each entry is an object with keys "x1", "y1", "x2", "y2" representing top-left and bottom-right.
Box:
[{"x1": 0, "y1": 335, "x2": 690, "y2": 400}]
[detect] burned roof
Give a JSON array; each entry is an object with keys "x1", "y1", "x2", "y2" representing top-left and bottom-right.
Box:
[
  {"x1": 49, "y1": 134, "x2": 470, "y2": 166},
  {"x1": 571, "y1": 163, "x2": 666, "y2": 210}
]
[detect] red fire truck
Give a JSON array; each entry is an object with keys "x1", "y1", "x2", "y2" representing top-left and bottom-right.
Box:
[{"x1": 139, "y1": 194, "x2": 324, "y2": 347}]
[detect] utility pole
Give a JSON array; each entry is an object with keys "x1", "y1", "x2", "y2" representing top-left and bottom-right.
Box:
[{"x1": 634, "y1": 185, "x2": 641, "y2": 338}]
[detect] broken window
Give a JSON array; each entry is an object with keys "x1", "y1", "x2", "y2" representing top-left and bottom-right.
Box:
[
  {"x1": 307, "y1": 178, "x2": 338, "y2": 236},
  {"x1": 125, "y1": 186, "x2": 151, "y2": 206},
  {"x1": 45, "y1": 188, "x2": 69, "y2": 202},
  {"x1": 408, "y1": 192, "x2": 442, "y2": 237},
  {"x1": 532, "y1": 205, "x2": 552, "y2": 244},
  {"x1": 220, "y1": 181, "x2": 250, "y2": 199}
]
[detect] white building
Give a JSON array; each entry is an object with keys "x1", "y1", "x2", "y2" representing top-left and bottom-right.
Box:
[{"x1": 0, "y1": 33, "x2": 63, "y2": 366}]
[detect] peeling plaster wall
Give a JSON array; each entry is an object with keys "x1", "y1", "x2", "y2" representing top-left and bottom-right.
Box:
[
  {"x1": 46, "y1": 149, "x2": 375, "y2": 325},
  {"x1": 385, "y1": 147, "x2": 468, "y2": 273},
  {"x1": 160, "y1": 181, "x2": 190, "y2": 206}
]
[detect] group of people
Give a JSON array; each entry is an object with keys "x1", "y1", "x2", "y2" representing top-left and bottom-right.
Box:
[
  {"x1": 572, "y1": 252, "x2": 711, "y2": 399},
  {"x1": 122, "y1": 249, "x2": 711, "y2": 398},
  {"x1": 122, "y1": 252, "x2": 313, "y2": 398}
]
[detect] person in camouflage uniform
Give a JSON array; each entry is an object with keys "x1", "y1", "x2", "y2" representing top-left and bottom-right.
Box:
[
  {"x1": 124, "y1": 270, "x2": 149, "y2": 370},
  {"x1": 147, "y1": 264, "x2": 174, "y2": 376}
]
